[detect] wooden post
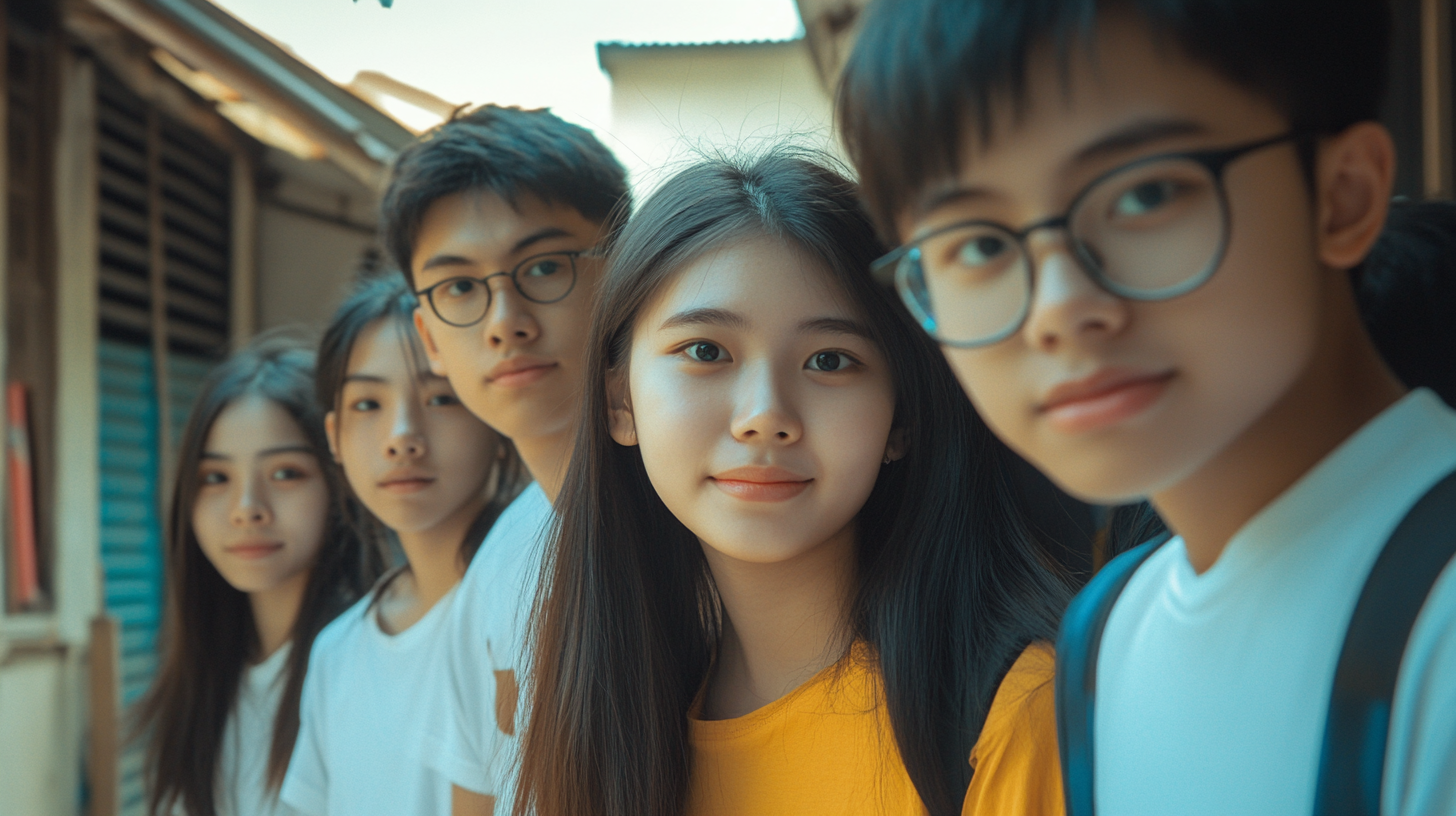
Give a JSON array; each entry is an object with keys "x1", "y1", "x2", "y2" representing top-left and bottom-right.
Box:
[
  {"x1": 229, "y1": 151, "x2": 256, "y2": 348},
  {"x1": 146, "y1": 111, "x2": 174, "y2": 499},
  {"x1": 87, "y1": 614, "x2": 120, "y2": 816},
  {"x1": 1422, "y1": 0, "x2": 1453, "y2": 198}
]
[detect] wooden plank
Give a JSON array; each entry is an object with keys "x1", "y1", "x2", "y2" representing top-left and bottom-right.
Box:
[
  {"x1": 147, "y1": 110, "x2": 175, "y2": 508},
  {"x1": 88, "y1": 615, "x2": 121, "y2": 816},
  {"x1": 1422, "y1": 0, "x2": 1454, "y2": 198}
]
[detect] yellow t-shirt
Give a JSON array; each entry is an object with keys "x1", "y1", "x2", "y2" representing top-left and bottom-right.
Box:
[{"x1": 685, "y1": 642, "x2": 1062, "y2": 816}]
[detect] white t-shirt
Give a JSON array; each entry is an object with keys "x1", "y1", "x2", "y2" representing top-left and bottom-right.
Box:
[
  {"x1": 280, "y1": 580, "x2": 458, "y2": 816},
  {"x1": 427, "y1": 483, "x2": 553, "y2": 799},
  {"x1": 213, "y1": 643, "x2": 298, "y2": 816},
  {"x1": 1096, "y1": 388, "x2": 1456, "y2": 816}
]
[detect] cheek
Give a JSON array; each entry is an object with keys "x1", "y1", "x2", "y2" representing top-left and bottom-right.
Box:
[
  {"x1": 631, "y1": 368, "x2": 725, "y2": 483},
  {"x1": 276, "y1": 484, "x2": 331, "y2": 565},
  {"x1": 336, "y1": 421, "x2": 377, "y2": 480},
  {"x1": 812, "y1": 387, "x2": 897, "y2": 508},
  {"x1": 433, "y1": 420, "x2": 500, "y2": 489},
  {"x1": 190, "y1": 493, "x2": 231, "y2": 560},
  {"x1": 1165, "y1": 182, "x2": 1324, "y2": 438},
  {"x1": 942, "y1": 347, "x2": 1029, "y2": 453}
]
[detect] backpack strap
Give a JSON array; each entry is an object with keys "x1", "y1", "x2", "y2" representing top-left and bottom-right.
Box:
[
  {"x1": 1313, "y1": 468, "x2": 1456, "y2": 816},
  {"x1": 1056, "y1": 532, "x2": 1173, "y2": 816}
]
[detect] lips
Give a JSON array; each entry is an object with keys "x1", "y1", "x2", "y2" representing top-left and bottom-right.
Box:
[
  {"x1": 225, "y1": 541, "x2": 284, "y2": 560},
  {"x1": 378, "y1": 473, "x2": 436, "y2": 494},
  {"x1": 486, "y1": 356, "x2": 558, "y2": 388},
  {"x1": 710, "y1": 466, "x2": 813, "y2": 502},
  {"x1": 1038, "y1": 368, "x2": 1175, "y2": 433}
]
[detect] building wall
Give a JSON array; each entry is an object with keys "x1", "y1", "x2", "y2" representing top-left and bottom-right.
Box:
[
  {"x1": 600, "y1": 39, "x2": 837, "y2": 195},
  {"x1": 256, "y1": 148, "x2": 381, "y2": 332},
  {"x1": 0, "y1": 31, "x2": 386, "y2": 816}
]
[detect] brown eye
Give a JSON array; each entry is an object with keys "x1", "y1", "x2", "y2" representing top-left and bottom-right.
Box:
[
  {"x1": 688, "y1": 342, "x2": 722, "y2": 362},
  {"x1": 807, "y1": 351, "x2": 856, "y2": 372}
]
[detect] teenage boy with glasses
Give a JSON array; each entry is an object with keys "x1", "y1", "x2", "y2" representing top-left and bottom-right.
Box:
[
  {"x1": 381, "y1": 104, "x2": 630, "y2": 815},
  {"x1": 838, "y1": 1, "x2": 1456, "y2": 814}
]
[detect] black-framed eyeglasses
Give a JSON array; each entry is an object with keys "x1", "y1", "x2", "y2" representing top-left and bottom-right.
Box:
[
  {"x1": 414, "y1": 250, "x2": 597, "y2": 328},
  {"x1": 871, "y1": 131, "x2": 1300, "y2": 348}
]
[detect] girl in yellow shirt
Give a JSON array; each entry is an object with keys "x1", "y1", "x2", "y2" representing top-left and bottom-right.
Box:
[{"x1": 514, "y1": 149, "x2": 1069, "y2": 816}]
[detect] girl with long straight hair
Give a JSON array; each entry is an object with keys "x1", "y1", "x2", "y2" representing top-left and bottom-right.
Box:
[
  {"x1": 279, "y1": 274, "x2": 525, "y2": 816},
  {"x1": 514, "y1": 149, "x2": 1072, "y2": 816},
  {"x1": 138, "y1": 334, "x2": 385, "y2": 816}
]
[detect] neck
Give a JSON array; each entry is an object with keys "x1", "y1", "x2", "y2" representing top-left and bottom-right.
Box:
[
  {"x1": 699, "y1": 524, "x2": 857, "y2": 720},
  {"x1": 1153, "y1": 281, "x2": 1406, "y2": 573},
  {"x1": 380, "y1": 500, "x2": 479, "y2": 634},
  {"x1": 248, "y1": 569, "x2": 309, "y2": 662},
  {"x1": 512, "y1": 427, "x2": 574, "y2": 503}
]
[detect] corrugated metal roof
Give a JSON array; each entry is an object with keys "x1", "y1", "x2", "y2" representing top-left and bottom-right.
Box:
[{"x1": 597, "y1": 36, "x2": 803, "y2": 71}]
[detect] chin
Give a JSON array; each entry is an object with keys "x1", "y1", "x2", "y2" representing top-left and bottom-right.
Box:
[{"x1": 1040, "y1": 447, "x2": 1201, "y2": 505}]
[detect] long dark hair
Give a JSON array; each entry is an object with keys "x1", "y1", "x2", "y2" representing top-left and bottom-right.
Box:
[
  {"x1": 137, "y1": 334, "x2": 387, "y2": 816},
  {"x1": 514, "y1": 150, "x2": 1072, "y2": 816},
  {"x1": 314, "y1": 272, "x2": 527, "y2": 573}
]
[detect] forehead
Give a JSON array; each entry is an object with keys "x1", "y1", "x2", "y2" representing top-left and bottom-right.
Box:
[
  {"x1": 639, "y1": 236, "x2": 856, "y2": 328},
  {"x1": 902, "y1": 13, "x2": 1287, "y2": 232},
  {"x1": 345, "y1": 318, "x2": 429, "y2": 381},
  {"x1": 412, "y1": 189, "x2": 601, "y2": 269},
  {"x1": 206, "y1": 395, "x2": 308, "y2": 453}
]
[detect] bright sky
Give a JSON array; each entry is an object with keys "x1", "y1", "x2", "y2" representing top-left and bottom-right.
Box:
[{"x1": 211, "y1": 0, "x2": 804, "y2": 134}]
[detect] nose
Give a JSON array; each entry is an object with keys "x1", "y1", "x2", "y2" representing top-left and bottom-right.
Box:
[
  {"x1": 483, "y1": 280, "x2": 541, "y2": 349},
  {"x1": 230, "y1": 476, "x2": 273, "y2": 527},
  {"x1": 1019, "y1": 233, "x2": 1130, "y2": 353},
  {"x1": 729, "y1": 361, "x2": 803, "y2": 445},
  {"x1": 386, "y1": 399, "x2": 427, "y2": 460}
]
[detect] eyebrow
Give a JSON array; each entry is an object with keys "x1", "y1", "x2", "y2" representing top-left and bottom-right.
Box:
[
  {"x1": 1067, "y1": 117, "x2": 1209, "y2": 167},
  {"x1": 659, "y1": 307, "x2": 750, "y2": 332},
  {"x1": 914, "y1": 117, "x2": 1211, "y2": 221},
  {"x1": 659, "y1": 309, "x2": 873, "y2": 341},
  {"x1": 200, "y1": 444, "x2": 315, "y2": 461},
  {"x1": 418, "y1": 227, "x2": 576, "y2": 273},
  {"x1": 800, "y1": 317, "x2": 875, "y2": 340},
  {"x1": 342, "y1": 371, "x2": 449, "y2": 388}
]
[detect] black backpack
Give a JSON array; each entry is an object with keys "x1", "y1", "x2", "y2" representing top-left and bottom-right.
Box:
[{"x1": 1055, "y1": 469, "x2": 1456, "y2": 816}]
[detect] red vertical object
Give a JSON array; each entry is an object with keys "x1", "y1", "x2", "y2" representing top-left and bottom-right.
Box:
[{"x1": 7, "y1": 381, "x2": 39, "y2": 609}]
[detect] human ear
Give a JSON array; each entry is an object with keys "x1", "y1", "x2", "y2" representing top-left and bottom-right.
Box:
[
  {"x1": 883, "y1": 427, "x2": 907, "y2": 463},
  {"x1": 606, "y1": 366, "x2": 638, "y2": 447},
  {"x1": 324, "y1": 411, "x2": 341, "y2": 463},
  {"x1": 1314, "y1": 121, "x2": 1395, "y2": 271},
  {"x1": 413, "y1": 308, "x2": 449, "y2": 377}
]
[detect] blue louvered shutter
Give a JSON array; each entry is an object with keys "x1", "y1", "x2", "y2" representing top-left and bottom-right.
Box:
[{"x1": 96, "y1": 65, "x2": 232, "y2": 816}]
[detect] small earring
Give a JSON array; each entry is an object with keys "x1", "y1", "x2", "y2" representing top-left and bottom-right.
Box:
[{"x1": 882, "y1": 454, "x2": 892, "y2": 465}]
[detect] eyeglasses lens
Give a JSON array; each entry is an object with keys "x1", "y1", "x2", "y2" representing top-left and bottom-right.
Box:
[
  {"x1": 907, "y1": 157, "x2": 1225, "y2": 346},
  {"x1": 432, "y1": 277, "x2": 491, "y2": 327},
  {"x1": 428, "y1": 253, "x2": 578, "y2": 327},
  {"x1": 515, "y1": 254, "x2": 577, "y2": 304}
]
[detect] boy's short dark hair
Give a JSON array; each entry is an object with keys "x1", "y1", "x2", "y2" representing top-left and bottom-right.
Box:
[
  {"x1": 837, "y1": 0, "x2": 1392, "y2": 237},
  {"x1": 380, "y1": 104, "x2": 632, "y2": 282}
]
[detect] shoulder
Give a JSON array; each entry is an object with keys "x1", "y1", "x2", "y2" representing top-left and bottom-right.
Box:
[
  {"x1": 980, "y1": 642, "x2": 1057, "y2": 743},
  {"x1": 489, "y1": 483, "x2": 552, "y2": 545},
  {"x1": 964, "y1": 642, "x2": 1063, "y2": 816},
  {"x1": 308, "y1": 593, "x2": 375, "y2": 668},
  {"x1": 467, "y1": 484, "x2": 551, "y2": 573},
  {"x1": 458, "y1": 484, "x2": 552, "y2": 613}
]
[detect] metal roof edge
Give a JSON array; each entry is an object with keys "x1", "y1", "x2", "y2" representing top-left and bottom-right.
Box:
[
  {"x1": 131, "y1": 0, "x2": 415, "y2": 157},
  {"x1": 597, "y1": 36, "x2": 803, "y2": 71}
]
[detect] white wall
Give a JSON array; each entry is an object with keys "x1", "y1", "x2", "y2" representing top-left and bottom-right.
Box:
[
  {"x1": 0, "y1": 651, "x2": 85, "y2": 816},
  {"x1": 600, "y1": 39, "x2": 839, "y2": 196}
]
